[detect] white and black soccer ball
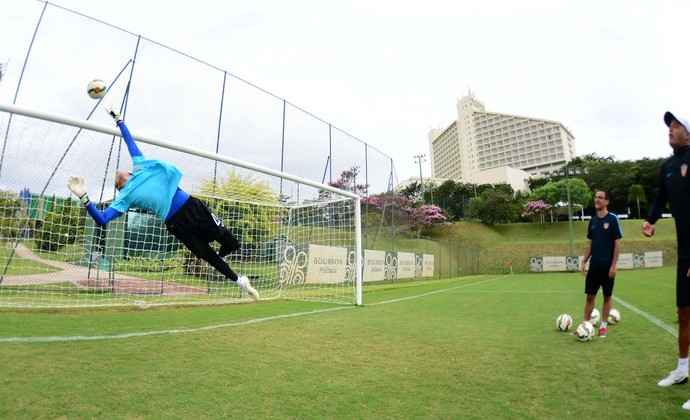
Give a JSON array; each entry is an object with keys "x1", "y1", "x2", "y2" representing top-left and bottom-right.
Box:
[
  {"x1": 576, "y1": 321, "x2": 595, "y2": 342},
  {"x1": 87, "y1": 79, "x2": 108, "y2": 99},
  {"x1": 608, "y1": 308, "x2": 621, "y2": 324},
  {"x1": 590, "y1": 308, "x2": 600, "y2": 326},
  {"x1": 556, "y1": 313, "x2": 573, "y2": 331}
]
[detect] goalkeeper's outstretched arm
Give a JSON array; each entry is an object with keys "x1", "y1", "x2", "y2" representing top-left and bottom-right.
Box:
[
  {"x1": 117, "y1": 120, "x2": 143, "y2": 159},
  {"x1": 71, "y1": 106, "x2": 177, "y2": 226},
  {"x1": 86, "y1": 205, "x2": 122, "y2": 226},
  {"x1": 106, "y1": 105, "x2": 143, "y2": 159},
  {"x1": 67, "y1": 176, "x2": 123, "y2": 226}
]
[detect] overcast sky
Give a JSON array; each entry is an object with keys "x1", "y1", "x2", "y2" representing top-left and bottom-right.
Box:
[{"x1": 3, "y1": 0, "x2": 690, "y2": 183}]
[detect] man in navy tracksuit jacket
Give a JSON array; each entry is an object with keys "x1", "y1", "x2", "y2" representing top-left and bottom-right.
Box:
[{"x1": 644, "y1": 111, "x2": 690, "y2": 409}]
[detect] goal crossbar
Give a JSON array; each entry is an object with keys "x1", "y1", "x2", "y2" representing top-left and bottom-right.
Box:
[{"x1": 0, "y1": 102, "x2": 359, "y2": 200}]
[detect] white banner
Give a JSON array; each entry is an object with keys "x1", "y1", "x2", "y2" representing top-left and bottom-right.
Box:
[
  {"x1": 282, "y1": 244, "x2": 436, "y2": 283},
  {"x1": 422, "y1": 254, "x2": 435, "y2": 277},
  {"x1": 536, "y1": 252, "x2": 664, "y2": 272},
  {"x1": 363, "y1": 250, "x2": 386, "y2": 282},
  {"x1": 616, "y1": 253, "x2": 634, "y2": 269},
  {"x1": 644, "y1": 251, "x2": 663, "y2": 268},
  {"x1": 397, "y1": 252, "x2": 416, "y2": 279},
  {"x1": 542, "y1": 256, "x2": 566, "y2": 272},
  {"x1": 306, "y1": 244, "x2": 348, "y2": 284}
]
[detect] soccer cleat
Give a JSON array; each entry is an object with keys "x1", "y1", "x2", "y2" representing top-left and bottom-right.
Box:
[
  {"x1": 598, "y1": 327, "x2": 607, "y2": 338},
  {"x1": 236, "y1": 275, "x2": 259, "y2": 300},
  {"x1": 658, "y1": 370, "x2": 689, "y2": 387},
  {"x1": 682, "y1": 399, "x2": 690, "y2": 410}
]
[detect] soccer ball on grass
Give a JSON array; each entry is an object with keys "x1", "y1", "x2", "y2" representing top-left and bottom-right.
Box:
[
  {"x1": 575, "y1": 321, "x2": 595, "y2": 342},
  {"x1": 556, "y1": 314, "x2": 573, "y2": 331},
  {"x1": 608, "y1": 308, "x2": 621, "y2": 324}
]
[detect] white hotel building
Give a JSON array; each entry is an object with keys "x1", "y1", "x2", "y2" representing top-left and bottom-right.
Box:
[{"x1": 427, "y1": 94, "x2": 576, "y2": 191}]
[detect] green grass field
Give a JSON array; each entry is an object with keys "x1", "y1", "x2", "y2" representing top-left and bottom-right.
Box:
[{"x1": 1, "y1": 266, "x2": 687, "y2": 418}]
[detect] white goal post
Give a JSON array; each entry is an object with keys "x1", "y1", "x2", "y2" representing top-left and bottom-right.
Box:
[{"x1": 0, "y1": 102, "x2": 362, "y2": 308}]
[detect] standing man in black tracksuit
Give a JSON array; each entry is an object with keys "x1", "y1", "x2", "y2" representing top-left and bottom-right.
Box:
[
  {"x1": 580, "y1": 189, "x2": 622, "y2": 339},
  {"x1": 644, "y1": 111, "x2": 690, "y2": 410}
]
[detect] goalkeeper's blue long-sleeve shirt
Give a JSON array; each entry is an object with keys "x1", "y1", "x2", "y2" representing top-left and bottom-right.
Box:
[{"x1": 85, "y1": 121, "x2": 189, "y2": 226}]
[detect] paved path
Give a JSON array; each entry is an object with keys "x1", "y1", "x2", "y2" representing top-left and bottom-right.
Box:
[
  {"x1": 1, "y1": 243, "x2": 110, "y2": 285},
  {"x1": 1, "y1": 243, "x2": 206, "y2": 295}
]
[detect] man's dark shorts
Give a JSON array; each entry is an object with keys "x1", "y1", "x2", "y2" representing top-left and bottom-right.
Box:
[
  {"x1": 585, "y1": 266, "x2": 614, "y2": 297},
  {"x1": 165, "y1": 196, "x2": 226, "y2": 255}
]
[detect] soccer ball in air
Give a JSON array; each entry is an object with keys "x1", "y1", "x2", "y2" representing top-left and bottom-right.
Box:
[
  {"x1": 87, "y1": 79, "x2": 108, "y2": 99},
  {"x1": 608, "y1": 308, "x2": 621, "y2": 324},
  {"x1": 575, "y1": 321, "x2": 595, "y2": 342},
  {"x1": 590, "y1": 308, "x2": 600, "y2": 326},
  {"x1": 556, "y1": 314, "x2": 573, "y2": 331}
]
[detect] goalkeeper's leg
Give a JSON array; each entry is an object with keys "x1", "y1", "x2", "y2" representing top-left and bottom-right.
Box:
[
  {"x1": 197, "y1": 245, "x2": 259, "y2": 300},
  {"x1": 195, "y1": 245, "x2": 238, "y2": 282},
  {"x1": 218, "y1": 231, "x2": 240, "y2": 258}
]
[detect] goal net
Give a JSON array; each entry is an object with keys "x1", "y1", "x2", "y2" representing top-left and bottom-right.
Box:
[{"x1": 0, "y1": 103, "x2": 362, "y2": 308}]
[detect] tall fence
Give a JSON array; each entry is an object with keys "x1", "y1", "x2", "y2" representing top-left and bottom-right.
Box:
[
  {"x1": 0, "y1": 1, "x2": 397, "y2": 199},
  {"x1": 0, "y1": 1, "x2": 492, "y2": 284}
]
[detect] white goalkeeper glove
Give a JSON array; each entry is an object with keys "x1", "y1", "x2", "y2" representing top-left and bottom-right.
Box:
[
  {"x1": 67, "y1": 176, "x2": 90, "y2": 205},
  {"x1": 105, "y1": 104, "x2": 123, "y2": 124}
]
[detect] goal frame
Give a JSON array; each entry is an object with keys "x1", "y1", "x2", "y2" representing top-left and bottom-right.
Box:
[{"x1": 0, "y1": 102, "x2": 363, "y2": 306}]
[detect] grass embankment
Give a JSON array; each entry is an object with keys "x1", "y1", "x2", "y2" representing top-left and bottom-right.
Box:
[{"x1": 433, "y1": 218, "x2": 678, "y2": 274}]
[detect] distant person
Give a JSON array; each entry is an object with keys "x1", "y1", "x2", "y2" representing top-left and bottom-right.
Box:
[
  {"x1": 579, "y1": 189, "x2": 622, "y2": 338},
  {"x1": 644, "y1": 111, "x2": 690, "y2": 408},
  {"x1": 67, "y1": 106, "x2": 259, "y2": 300}
]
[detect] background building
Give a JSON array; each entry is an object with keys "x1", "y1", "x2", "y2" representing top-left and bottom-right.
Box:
[
  {"x1": 428, "y1": 94, "x2": 576, "y2": 186},
  {"x1": 472, "y1": 166, "x2": 531, "y2": 193}
]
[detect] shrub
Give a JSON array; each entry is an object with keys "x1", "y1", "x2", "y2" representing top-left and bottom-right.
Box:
[{"x1": 34, "y1": 201, "x2": 84, "y2": 252}]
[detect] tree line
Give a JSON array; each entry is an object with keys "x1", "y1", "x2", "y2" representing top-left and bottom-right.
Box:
[{"x1": 397, "y1": 153, "x2": 666, "y2": 225}]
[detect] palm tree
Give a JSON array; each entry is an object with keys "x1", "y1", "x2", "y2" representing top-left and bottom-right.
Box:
[{"x1": 628, "y1": 184, "x2": 646, "y2": 219}]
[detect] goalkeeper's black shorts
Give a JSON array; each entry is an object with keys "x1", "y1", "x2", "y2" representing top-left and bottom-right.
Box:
[{"x1": 164, "y1": 195, "x2": 227, "y2": 256}]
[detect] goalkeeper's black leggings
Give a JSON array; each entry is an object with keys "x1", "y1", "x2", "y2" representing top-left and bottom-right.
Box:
[
  {"x1": 196, "y1": 238, "x2": 239, "y2": 282},
  {"x1": 165, "y1": 196, "x2": 241, "y2": 282}
]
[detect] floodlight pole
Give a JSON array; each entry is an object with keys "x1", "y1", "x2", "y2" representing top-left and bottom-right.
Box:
[
  {"x1": 414, "y1": 154, "x2": 426, "y2": 203},
  {"x1": 565, "y1": 167, "x2": 575, "y2": 257}
]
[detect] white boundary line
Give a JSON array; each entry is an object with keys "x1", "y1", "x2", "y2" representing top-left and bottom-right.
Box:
[
  {"x1": 0, "y1": 276, "x2": 507, "y2": 343},
  {"x1": 614, "y1": 296, "x2": 678, "y2": 337},
  {"x1": 0, "y1": 307, "x2": 352, "y2": 343},
  {"x1": 368, "y1": 276, "x2": 507, "y2": 306}
]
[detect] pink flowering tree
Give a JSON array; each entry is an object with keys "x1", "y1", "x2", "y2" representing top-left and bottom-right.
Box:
[
  {"x1": 327, "y1": 166, "x2": 369, "y2": 197},
  {"x1": 362, "y1": 194, "x2": 410, "y2": 213},
  {"x1": 408, "y1": 204, "x2": 451, "y2": 236},
  {"x1": 361, "y1": 193, "x2": 412, "y2": 228},
  {"x1": 522, "y1": 200, "x2": 551, "y2": 223}
]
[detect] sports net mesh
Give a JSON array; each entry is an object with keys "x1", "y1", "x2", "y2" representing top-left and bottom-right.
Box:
[{"x1": 0, "y1": 105, "x2": 361, "y2": 308}]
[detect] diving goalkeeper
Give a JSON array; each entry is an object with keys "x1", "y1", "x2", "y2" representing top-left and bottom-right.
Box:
[{"x1": 68, "y1": 106, "x2": 259, "y2": 300}]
